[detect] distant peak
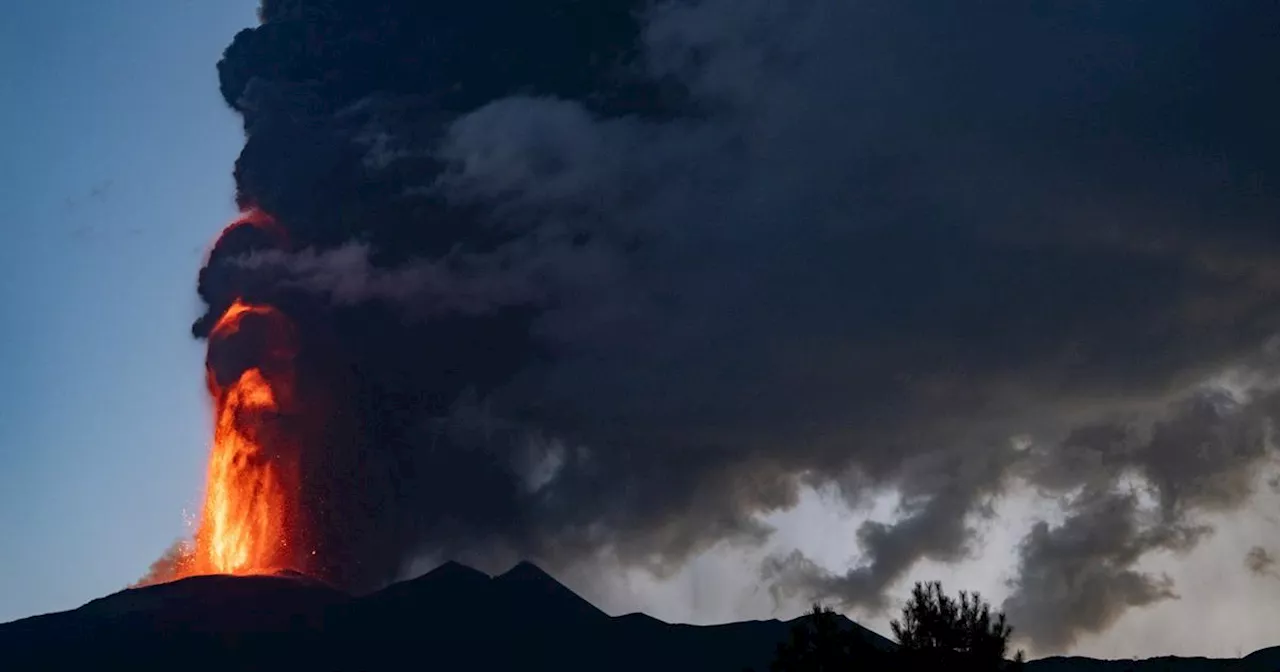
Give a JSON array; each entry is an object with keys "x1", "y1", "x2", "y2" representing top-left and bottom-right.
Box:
[
  {"x1": 420, "y1": 560, "x2": 491, "y2": 582},
  {"x1": 498, "y1": 560, "x2": 555, "y2": 582},
  {"x1": 495, "y1": 560, "x2": 607, "y2": 620},
  {"x1": 436, "y1": 560, "x2": 481, "y2": 572}
]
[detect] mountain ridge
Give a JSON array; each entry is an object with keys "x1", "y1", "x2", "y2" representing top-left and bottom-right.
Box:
[{"x1": 0, "y1": 562, "x2": 1273, "y2": 671}]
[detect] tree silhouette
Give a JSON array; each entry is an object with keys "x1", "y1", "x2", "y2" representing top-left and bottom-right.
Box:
[
  {"x1": 752, "y1": 604, "x2": 884, "y2": 672},
  {"x1": 890, "y1": 581, "x2": 1024, "y2": 670},
  {"x1": 752, "y1": 584, "x2": 1024, "y2": 671}
]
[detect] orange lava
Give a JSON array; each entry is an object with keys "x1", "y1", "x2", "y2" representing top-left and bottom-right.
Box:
[
  {"x1": 198, "y1": 207, "x2": 288, "y2": 268},
  {"x1": 209, "y1": 298, "x2": 277, "y2": 343},
  {"x1": 164, "y1": 299, "x2": 304, "y2": 582},
  {"x1": 221, "y1": 207, "x2": 288, "y2": 244},
  {"x1": 136, "y1": 212, "x2": 308, "y2": 588},
  {"x1": 188, "y1": 365, "x2": 296, "y2": 575}
]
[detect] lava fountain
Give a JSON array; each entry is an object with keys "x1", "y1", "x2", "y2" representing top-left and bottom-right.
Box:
[
  {"x1": 187, "y1": 300, "x2": 302, "y2": 576},
  {"x1": 139, "y1": 211, "x2": 310, "y2": 585}
]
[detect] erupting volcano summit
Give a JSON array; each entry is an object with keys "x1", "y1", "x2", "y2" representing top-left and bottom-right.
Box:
[{"x1": 136, "y1": 0, "x2": 647, "y2": 589}]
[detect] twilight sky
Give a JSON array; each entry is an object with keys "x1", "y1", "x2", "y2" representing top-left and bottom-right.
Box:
[
  {"x1": 1, "y1": 1, "x2": 1279, "y2": 662},
  {"x1": 0, "y1": 0, "x2": 259, "y2": 623}
]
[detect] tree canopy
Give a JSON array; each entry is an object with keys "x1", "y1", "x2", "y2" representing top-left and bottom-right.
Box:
[
  {"x1": 758, "y1": 580, "x2": 1023, "y2": 671},
  {"x1": 891, "y1": 580, "x2": 1024, "y2": 669},
  {"x1": 766, "y1": 604, "x2": 886, "y2": 672}
]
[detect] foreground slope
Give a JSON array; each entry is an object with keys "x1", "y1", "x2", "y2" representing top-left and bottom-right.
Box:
[{"x1": 0, "y1": 563, "x2": 1272, "y2": 671}]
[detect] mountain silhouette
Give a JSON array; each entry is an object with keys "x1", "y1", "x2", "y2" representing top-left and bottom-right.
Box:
[
  {"x1": 494, "y1": 560, "x2": 608, "y2": 622},
  {"x1": 0, "y1": 562, "x2": 1273, "y2": 671}
]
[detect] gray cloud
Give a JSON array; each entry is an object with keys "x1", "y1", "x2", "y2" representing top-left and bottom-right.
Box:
[
  {"x1": 763, "y1": 445, "x2": 1012, "y2": 612},
  {"x1": 234, "y1": 243, "x2": 547, "y2": 318},
  {"x1": 1000, "y1": 374, "x2": 1280, "y2": 651},
  {"x1": 1002, "y1": 489, "x2": 1195, "y2": 653},
  {"x1": 425, "y1": 0, "x2": 1280, "y2": 617},
  {"x1": 1246, "y1": 546, "x2": 1278, "y2": 578},
  {"x1": 208, "y1": 0, "x2": 1280, "y2": 641}
]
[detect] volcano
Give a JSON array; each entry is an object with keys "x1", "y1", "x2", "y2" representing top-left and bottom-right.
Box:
[{"x1": 2, "y1": 562, "x2": 1276, "y2": 672}]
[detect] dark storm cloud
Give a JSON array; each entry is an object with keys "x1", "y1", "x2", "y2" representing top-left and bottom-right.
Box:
[{"x1": 200, "y1": 0, "x2": 1280, "y2": 646}]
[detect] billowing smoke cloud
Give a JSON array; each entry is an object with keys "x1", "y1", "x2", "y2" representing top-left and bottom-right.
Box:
[
  {"x1": 196, "y1": 0, "x2": 1280, "y2": 650},
  {"x1": 234, "y1": 243, "x2": 546, "y2": 318},
  {"x1": 1246, "y1": 546, "x2": 1278, "y2": 578},
  {"x1": 998, "y1": 374, "x2": 1279, "y2": 649},
  {"x1": 1001, "y1": 490, "x2": 1195, "y2": 652}
]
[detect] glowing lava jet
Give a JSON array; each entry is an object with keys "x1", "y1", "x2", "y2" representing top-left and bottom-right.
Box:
[
  {"x1": 187, "y1": 299, "x2": 302, "y2": 576},
  {"x1": 143, "y1": 211, "x2": 309, "y2": 584}
]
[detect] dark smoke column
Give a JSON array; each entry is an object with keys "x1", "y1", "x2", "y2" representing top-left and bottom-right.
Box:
[{"x1": 196, "y1": 0, "x2": 670, "y2": 591}]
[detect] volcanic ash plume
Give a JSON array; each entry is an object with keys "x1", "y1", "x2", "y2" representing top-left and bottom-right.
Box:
[{"x1": 144, "y1": 0, "x2": 1280, "y2": 651}]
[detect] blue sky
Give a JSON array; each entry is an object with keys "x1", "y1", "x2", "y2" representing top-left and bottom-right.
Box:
[{"x1": 0, "y1": 0, "x2": 261, "y2": 622}]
